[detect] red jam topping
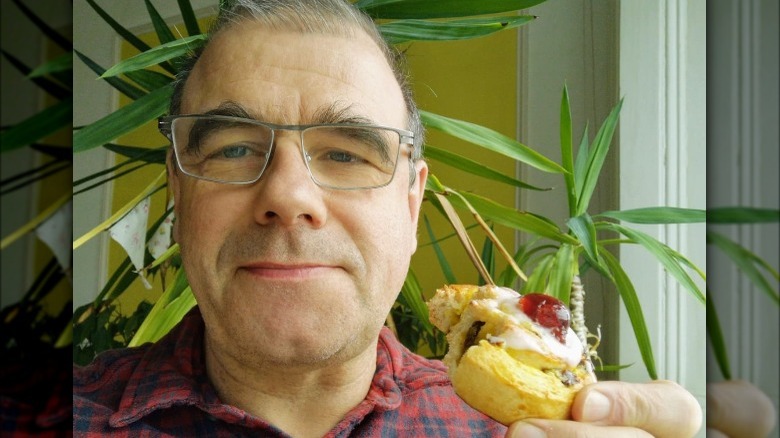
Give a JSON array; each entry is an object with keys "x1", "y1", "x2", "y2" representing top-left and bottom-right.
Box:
[{"x1": 517, "y1": 293, "x2": 570, "y2": 343}]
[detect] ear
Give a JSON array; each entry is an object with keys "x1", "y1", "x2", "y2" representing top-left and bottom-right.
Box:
[
  {"x1": 166, "y1": 149, "x2": 181, "y2": 242},
  {"x1": 407, "y1": 159, "x2": 428, "y2": 249}
]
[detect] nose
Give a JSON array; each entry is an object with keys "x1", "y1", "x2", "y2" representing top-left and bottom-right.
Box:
[{"x1": 251, "y1": 134, "x2": 327, "y2": 228}]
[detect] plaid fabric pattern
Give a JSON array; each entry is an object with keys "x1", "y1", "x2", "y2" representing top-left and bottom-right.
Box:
[
  {"x1": 1, "y1": 346, "x2": 72, "y2": 437},
  {"x1": 74, "y1": 307, "x2": 506, "y2": 437}
]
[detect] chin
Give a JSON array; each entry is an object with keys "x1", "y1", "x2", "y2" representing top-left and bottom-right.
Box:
[{"x1": 252, "y1": 328, "x2": 367, "y2": 367}]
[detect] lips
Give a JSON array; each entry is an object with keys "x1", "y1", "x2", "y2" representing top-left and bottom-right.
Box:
[{"x1": 238, "y1": 262, "x2": 341, "y2": 280}]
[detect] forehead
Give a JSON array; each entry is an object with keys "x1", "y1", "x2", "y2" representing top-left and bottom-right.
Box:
[{"x1": 180, "y1": 21, "x2": 406, "y2": 127}]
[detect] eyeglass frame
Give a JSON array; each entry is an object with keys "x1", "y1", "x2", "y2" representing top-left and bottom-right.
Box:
[{"x1": 158, "y1": 114, "x2": 416, "y2": 190}]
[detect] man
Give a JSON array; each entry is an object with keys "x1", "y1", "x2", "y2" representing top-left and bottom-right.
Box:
[{"x1": 74, "y1": 0, "x2": 703, "y2": 436}]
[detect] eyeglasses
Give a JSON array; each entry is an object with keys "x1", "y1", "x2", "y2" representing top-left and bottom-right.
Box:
[{"x1": 158, "y1": 115, "x2": 415, "y2": 190}]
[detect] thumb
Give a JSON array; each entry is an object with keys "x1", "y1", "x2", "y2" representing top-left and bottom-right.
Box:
[
  {"x1": 707, "y1": 380, "x2": 777, "y2": 438},
  {"x1": 571, "y1": 380, "x2": 702, "y2": 438}
]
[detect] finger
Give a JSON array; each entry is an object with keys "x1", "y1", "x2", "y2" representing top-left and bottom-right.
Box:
[
  {"x1": 570, "y1": 380, "x2": 702, "y2": 438},
  {"x1": 507, "y1": 419, "x2": 653, "y2": 438},
  {"x1": 707, "y1": 380, "x2": 777, "y2": 438}
]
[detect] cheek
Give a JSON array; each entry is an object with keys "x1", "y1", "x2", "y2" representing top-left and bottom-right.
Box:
[
  {"x1": 347, "y1": 191, "x2": 416, "y2": 288},
  {"x1": 175, "y1": 187, "x2": 243, "y2": 271}
]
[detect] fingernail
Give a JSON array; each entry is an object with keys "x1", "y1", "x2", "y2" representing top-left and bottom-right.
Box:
[
  {"x1": 510, "y1": 423, "x2": 547, "y2": 438},
  {"x1": 581, "y1": 390, "x2": 611, "y2": 421}
]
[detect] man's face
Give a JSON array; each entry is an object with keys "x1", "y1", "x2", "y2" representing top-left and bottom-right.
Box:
[{"x1": 168, "y1": 21, "x2": 427, "y2": 366}]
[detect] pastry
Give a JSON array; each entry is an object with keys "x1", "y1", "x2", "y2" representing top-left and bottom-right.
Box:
[{"x1": 427, "y1": 284, "x2": 596, "y2": 425}]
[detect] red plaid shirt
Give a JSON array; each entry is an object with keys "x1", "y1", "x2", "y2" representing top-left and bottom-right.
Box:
[{"x1": 74, "y1": 308, "x2": 506, "y2": 437}]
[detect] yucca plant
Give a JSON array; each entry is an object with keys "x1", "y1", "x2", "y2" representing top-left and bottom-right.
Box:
[
  {"x1": 71, "y1": 0, "x2": 708, "y2": 382},
  {"x1": 706, "y1": 207, "x2": 780, "y2": 380},
  {"x1": 0, "y1": 0, "x2": 73, "y2": 433}
]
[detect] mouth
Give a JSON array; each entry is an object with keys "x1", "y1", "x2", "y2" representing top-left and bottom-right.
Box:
[{"x1": 238, "y1": 262, "x2": 342, "y2": 280}]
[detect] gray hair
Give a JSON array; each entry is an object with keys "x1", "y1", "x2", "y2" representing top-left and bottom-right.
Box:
[{"x1": 169, "y1": 0, "x2": 425, "y2": 175}]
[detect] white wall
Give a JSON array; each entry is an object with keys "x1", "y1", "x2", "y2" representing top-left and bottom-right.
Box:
[
  {"x1": 707, "y1": 1, "x2": 779, "y2": 436},
  {"x1": 520, "y1": 0, "x2": 707, "y2": 434},
  {"x1": 617, "y1": 0, "x2": 707, "y2": 433}
]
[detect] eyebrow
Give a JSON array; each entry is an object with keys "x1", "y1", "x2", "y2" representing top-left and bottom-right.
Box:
[
  {"x1": 185, "y1": 101, "x2": 393, "y2": 161},
  {"x1": 186, "y1": 102, "x2": 254, "y2": 152},
  {"x1": 199, "y1": 100, "x2": 379, "y2": 126}
]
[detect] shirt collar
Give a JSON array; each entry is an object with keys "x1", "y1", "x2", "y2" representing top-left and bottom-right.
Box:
[{"x1": 109, "y1": 308, "x2": 408, "y2": 427}]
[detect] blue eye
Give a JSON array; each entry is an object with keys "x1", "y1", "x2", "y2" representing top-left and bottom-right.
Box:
[
  {"x1": 327, "y1": 151, "x2": 359, "y2": 163},
  {"x1": 221, "y1": 145, "x2": 249, "y2": 158}
]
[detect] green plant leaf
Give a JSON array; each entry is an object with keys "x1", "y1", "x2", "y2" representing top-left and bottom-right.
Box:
[
  {"x1": 91, "y1": 257, "x2": 133, "y2": 305},
  {"x1": 102, "y1": 35, "x2": 208, "y2": 78},
  {"x1": 595, "y1": 363, "x2": 635, "y2": 372},
  {"x1": 379, "y1": 16, "x2": 534, "y2": 44},
  {"x1": 30, "y1": 144, "x2": 72, "y2": 160},
  {"x1": 707, "y1": 231, "x2": 780, "y2": 305},
  {"x1": 575, "y1": 98, "x2": 623, "y2": 216},
  {"x1": 2, "y1": 159, "x2": 65, "y2": 189},
  {"x1": 706, "y1": 291, "x2": 732, "y2": 380},
  {"x1": 424, "y1": 173, "x2": 447, "y2": 192},
  {"x1": 425, "y1": 145, "x2": 549, "y2": 191},
  {"x1": 567, "y1": 213, "x2": 601, "y2": 266},
  {"x1": 74, "y1": 85, "x2": 173, "y2": 152},
  {"x1": 177, "y1": 0, "x2": 202, "y2": 36},
  {"x1": 0, "y1": 98, "x2": 72, "y2": 152},
  {"x1": 423, "y1": 215, "x2": 457, "y2": 284},
  {"x1": 573, "y1": 123, "x2": 589, "y2": 196},
  {"x1": 72, "y1": 144, "x2": 167, "y2": 194},
  {"x1": 707, "y1": 207, "x2": 780, "y2": 224},
  {"x1": 125, "y1": 69, "x2": 175, "y2": 93},
  {"x1": 452, "y1": 191, "x2": 575, "y2": 244},
  {"x1": 600, "y1": 248, "x2": 657, "y2": 379},
  {"x1": 598, "y1": 207, "x2": 706, "y2": 224},
  {"x1": 400, "y1": 270, "x2": 434, "y2": 335},
  {"x1": 421, "y1": 110, "x2": 566, "y2": 174},
  {"x1": 559, "y1": 85, "x2": 577, "y2": 216},
  {"x1": 1, "y1": 161, "x2": 70, "y2": 196},
  {"x1": 479, "y1": 234, "x2": 496, "y2": 286},
  {"x1": 547, "y1": 244, "x2": 575, "y2": 304},
  {"x1": 1, "y1": 49, "x2": 70, "y2": 100},
  {"x1": 604, "y1": 223, "x2": 705, "y2": 305},
  {"x1": 104, "y1": 144, "x2": 168, "y2": 164},
  {"x1": 144, "y1": 0, "x2": 177, "y2": 46},
  {"x1": 433, "y1": 192, "x2": 494, "y2": 283},
  {"x1": 73, "y1": 163, "x2": 153, "y2": 196},
  {"x1": 11, "y1": 0, "x2": 72, "y2": 51},
  {"x1": 522, "y1": 253, "x2": 554, "y2": 293},
  {"x1": 74, "y1": 50, "x2": 146, "y2": 100},
  {"x1": 129, "y1": 271, "x2": 196, "y2": 346},
  {"x1": 27, "y1": 52, "x2": 72, "y2": 78},
  {"x1": 445, "y1": 189, "x2": 528, "y2": 282},
  {"x1": 356, "y1": 0, "x2": 547, "y2": 19}
]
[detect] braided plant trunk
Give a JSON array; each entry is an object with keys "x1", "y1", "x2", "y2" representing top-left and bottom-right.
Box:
[{"x1": 569, "y1": 275, "x2": 601, "y2": 364}]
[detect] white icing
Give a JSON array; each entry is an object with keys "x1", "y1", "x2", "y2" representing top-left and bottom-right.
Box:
[{"x1": 484, "y1": 286, "x2": 585, "y2": 368}]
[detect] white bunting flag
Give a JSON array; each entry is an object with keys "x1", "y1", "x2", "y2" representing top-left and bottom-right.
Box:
[
  {"x1": 109, "y1": 196, "x2": 152, "y2": 289},
  {"x1": 35, "y1": 199, "x2": 72, "y2": 274}
]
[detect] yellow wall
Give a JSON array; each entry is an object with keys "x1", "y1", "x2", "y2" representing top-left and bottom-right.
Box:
[
  {"x1": 110, "y1": 18, "x2": 519, "y2": 313},
  {"x1": 406, "y1": 33, "x2": 518, "y2": 299}
]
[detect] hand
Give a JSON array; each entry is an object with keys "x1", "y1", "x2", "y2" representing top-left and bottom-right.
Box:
[
  {"x1": 706, "y1": 380, "x2": 776, "y2": 438},
  {"x1": 506, "y1": 380, "x2": 701, "y2": 437}
]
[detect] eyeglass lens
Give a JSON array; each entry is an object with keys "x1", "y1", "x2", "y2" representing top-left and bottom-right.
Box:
[{"x1": 170, "y1": 116, "x2": 402, "y2": 189}]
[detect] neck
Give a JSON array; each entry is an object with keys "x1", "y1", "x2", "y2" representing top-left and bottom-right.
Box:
[{"x1": 203, "y1": 332, "x2": 378, "y2": 438}]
